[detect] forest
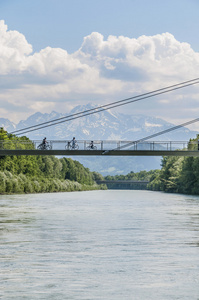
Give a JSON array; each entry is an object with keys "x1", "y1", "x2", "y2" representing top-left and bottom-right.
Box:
[
  {"x1": 104, "y1": 136, "x2": 199, "y2": 195},
  {"x1": 0, "y1": 128, "x2": 106, "y2": 194},
  {"x1": 104, "y1": 169, "x2": 160, "y2": 189},
  {"x1": 148, "y1": 136, "x2": 199, "y2": 194}
]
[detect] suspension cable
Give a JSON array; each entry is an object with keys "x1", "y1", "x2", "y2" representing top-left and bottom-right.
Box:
[
  {"x1": 10, "y1": 77, "x2": 199, "y2": 136},
  {"x1": 103, "y1": 117, "x2": 199, "y2": 154}
]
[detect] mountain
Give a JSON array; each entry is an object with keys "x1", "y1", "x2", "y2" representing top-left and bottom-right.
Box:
[
  {"x1": 1, "y1": 104, "x2": 198, "y2": 175},
  {"x1": 15, "y1": 104, "x2": 197, "y2": 141},
  {"x1": 0, "y1": 118, "x2": 16, "y2": 132}
]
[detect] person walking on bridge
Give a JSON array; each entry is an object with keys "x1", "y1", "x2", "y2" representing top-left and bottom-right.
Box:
[{"x1": 71, "y1": 137, "x2": 77, "y2": 149}]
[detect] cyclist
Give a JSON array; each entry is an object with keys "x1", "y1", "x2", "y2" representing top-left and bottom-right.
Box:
[
  {"x1": 86, "y1": 140, "x2": 97, "y2": 150},
  {"x1": 42, "y1": 137, "x2": 47, "y2": 149},
  {"x1": 90, "y1": 141, "x2": 94, "y2": 149}
]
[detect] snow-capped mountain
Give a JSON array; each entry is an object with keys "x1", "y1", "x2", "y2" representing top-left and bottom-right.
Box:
[
  {"x1": 0, "y1": 118, "x2": 16, "y2": 132},
  {"x1": 14, "y1": 103, "x2": 197, "y2": 141},
  {"x1": 1, "y1": 104, "x2": 198, "y2": 175}
]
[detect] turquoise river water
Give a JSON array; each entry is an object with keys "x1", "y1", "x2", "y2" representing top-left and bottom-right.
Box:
[{"x1": 0, "y1": 190, "x2": 199, "y2": 299}]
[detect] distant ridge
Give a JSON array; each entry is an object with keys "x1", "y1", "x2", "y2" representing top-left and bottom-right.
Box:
[{"x1": 3, "y1": 103, "x2": 197, "y2": 141}]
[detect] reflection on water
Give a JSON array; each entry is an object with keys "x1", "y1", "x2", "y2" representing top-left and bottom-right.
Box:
[{"x1": 0, "y1": 191, "x2": 199, "y2": 299}]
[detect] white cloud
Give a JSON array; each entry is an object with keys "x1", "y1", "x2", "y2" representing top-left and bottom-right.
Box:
[
  {"x1": 76, "y1": 32, "x2": 199, "y2": 84},
  {"x1": 0, "y1": 20, "x2": 32, "y2": 75},
  {"x1": 1, "y1": 20, "x2": 199, "y2": 124}
]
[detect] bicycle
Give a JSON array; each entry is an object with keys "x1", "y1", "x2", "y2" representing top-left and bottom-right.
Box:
[
  {"x1": 37, "y1": 142, "x2": 52, "y2": 150},
  {"x1": 86, "y1": 144, "x2": 97, "y2": 150},
  {"x1": 65, "y1": 141, "x2": 79, "y2": 150}
]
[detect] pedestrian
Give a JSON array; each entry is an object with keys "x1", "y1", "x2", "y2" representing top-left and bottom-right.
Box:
[{"x1": 71, "y1": 137, "x2": 76, "y2": 149}]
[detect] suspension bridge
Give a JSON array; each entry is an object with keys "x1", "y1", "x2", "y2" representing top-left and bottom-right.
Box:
[{"x1": 1, "y1": 78, "x2": 199, "y2": 157}]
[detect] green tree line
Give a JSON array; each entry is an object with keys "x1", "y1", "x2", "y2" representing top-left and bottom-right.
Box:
[
  {"x1": 103, "y1": 136, "x2": 199, "y2": 194},
  {"x1": 104, "y1": 169, "x2": 160, "y2": 190},
  {"x1": 148, "y1": 135, "x2": 199, "y2": 194},
  {"x1": 0, "y1": 128, "x2": 106, "y2": 194}
]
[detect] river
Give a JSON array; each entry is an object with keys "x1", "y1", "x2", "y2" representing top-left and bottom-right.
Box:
[{"x1": 0, "y1": 190, "x2": 199, "y2": 299}]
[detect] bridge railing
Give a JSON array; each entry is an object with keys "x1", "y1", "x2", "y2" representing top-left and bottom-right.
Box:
[
  {"x1": 0, "y1": 140, "x2": 197, "y2": 151},
  {"x1": 31, "y1": 140, "x2": 193, "y2": 151}
]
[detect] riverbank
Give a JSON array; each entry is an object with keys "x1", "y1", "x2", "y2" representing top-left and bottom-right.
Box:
[
  {"x1": 0, "y1": 170, "x2": 107, "y2": 195},
  {"x1": 147, "y1": 137, "x2": 199, "y2": 195},
  {"x1": 0, "y1": 128, "x2": 107, "y2": 194},
  {"x1": 147, "y1": 155, "x2": 199, "y2": 195}
]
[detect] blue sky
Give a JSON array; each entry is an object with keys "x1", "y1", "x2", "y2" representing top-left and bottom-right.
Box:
[
  {"x1": 1, "y1": 0, "x2": 199, "y2": 53},
  {"x1": 1, "y1": 0, "x2": 199, "y2": 129}
]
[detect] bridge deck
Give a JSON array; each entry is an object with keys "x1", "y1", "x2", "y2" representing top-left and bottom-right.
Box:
[
  {"x1": 0, "y1": 149, "x2": 199, "y2": 156},
  {"x1": 0, "y1": 140, "x2": 198, "y2": 156}
]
